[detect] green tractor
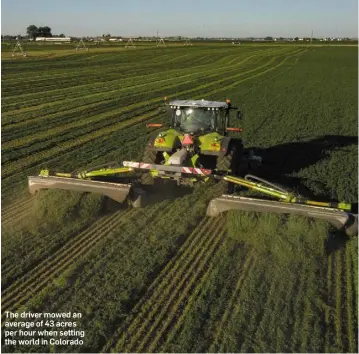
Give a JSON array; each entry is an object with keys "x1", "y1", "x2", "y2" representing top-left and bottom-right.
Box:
[
  {"x1": 138, "y1": 98, "x2": 257, "y2": 190},
  {"x1": 28, "y1": 98, "x2": 357, "y2": 236}
]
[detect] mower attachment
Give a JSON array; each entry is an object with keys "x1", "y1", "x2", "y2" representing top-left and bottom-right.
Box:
[
  {"x1": 28, "y1": 176, "x2": 133, "y2": 204},
  {"x1": 207, "y1": 195, "x2": 358, "y2": 237}
]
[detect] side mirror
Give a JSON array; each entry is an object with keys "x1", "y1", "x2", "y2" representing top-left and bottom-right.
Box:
[{"x1": 236, "y1": 111, "x2": 243, "y2": 120}]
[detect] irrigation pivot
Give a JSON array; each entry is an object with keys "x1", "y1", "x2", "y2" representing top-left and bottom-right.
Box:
[
  {"x1": 184, "y1": 38, "x2": 193, "y2": 46},
  {"x1": 12, "y1": 39, "x2": 27, "y2": 57},
  {"x1": 156, "y1": 30, "x2": 166, "y2": 47},
  {"x1": 75, "y1": 38, "x2": 89, "y2": 52},
  {"x1": 156, "y1": 38, "x2": 166, "y2": 47},
  {"x1": 125, "y1": 37, "x2": 136, "y2": 48}
]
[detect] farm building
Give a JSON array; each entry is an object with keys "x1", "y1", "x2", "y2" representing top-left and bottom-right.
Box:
[{"x1": 36, "y1": 37, "x2": 72, "y2": 42}]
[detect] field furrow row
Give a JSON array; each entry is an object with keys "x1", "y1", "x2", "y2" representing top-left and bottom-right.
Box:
[
  {"x1": 209, "y1": 250, "x2": 256, "y2": 352},
  {"x1": 3, "y1": 47, "x2": 292, "y2": 126},
  {"x1": 325, "y1": 252, "x2": 334, "y2": 352},
  {"x1": 133, "y1": 220, "x2": 227, "y2": 353},
  {"x1": 1, "y1": 196, "x2": 33, "y2": 221},
  {"x1": 248, "y1": 276, "x2": 283, "y2": 353},
  {"x1": 1, "y1": 207, "x2": 138, "y2": 313},
  {"x1": 2, "y1": 48, "x2": 232, "y2": 86},
  {"x1": 2, "y1": 48, "x2": 287, "y2": 144},
  {"x1": 1, "y1": 209, "x2": 29, "y2": 228},
  {"x1": 233, "y1": 269, "x2": 269, "y2": 353},
  {"x1": 2, "y1": 109, "x2": 159, "y2": 178},
  {"x1": 2, "y1": 50, "x2": 303, "y2": 178},
  {"x1": 106, "y1": 217, "x2": 225, "y2": 352},
  {"x1": 105, "y1": 216, "x2": 217, "y2": 351},
  {"x1": 2, "y1": 49, "x2": 264, "y2": 125},
  {"x1": 334, "y1": 250, "x2": 344, "y2": 351},
  {"x1": 2, "y1": 43, "x2": 356, "y2": 354},
  {"x1": 345, "y1": 245, "x2": 355, "y2": 352},
  {"x1": 2, "y1": 47, "x2": 273, "y2": 108}
]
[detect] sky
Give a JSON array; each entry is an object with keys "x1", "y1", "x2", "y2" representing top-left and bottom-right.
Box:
[{"x1": 1, "y1": 0, "x2": 358, "y2": 38}]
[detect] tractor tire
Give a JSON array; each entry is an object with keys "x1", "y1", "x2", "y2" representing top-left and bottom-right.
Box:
[
  {"x1": 216, "y1": 142, "x2": 242, "y2": 194},
  {"x1": 216, "y1": 151, "x2": 233, "y2": 173},
  {"x1": 141, "y1": 147, "x2": 159, "y2": 185}
]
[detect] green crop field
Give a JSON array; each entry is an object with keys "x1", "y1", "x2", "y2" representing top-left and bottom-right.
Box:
[{"x1": 1, "y1": 42, "x2": 358, "y2": 353}]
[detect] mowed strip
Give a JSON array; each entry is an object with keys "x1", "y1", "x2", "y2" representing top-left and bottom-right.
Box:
[
  {"x1": 1, "y1": 197, "x2": 33, "y2": 225},
  {"x1": 209, "y1": 250, "x2": 256, "y2": 352},
  {"x1": 344, "y1": 244, "x2": 355, "y2": 353},
  {"x1": 2, "y1": 46, "x2": 290, "y2": 137},
  {"x1": 2, "y1": 108, "x2": 159, "y2": 178},
  {"x1": 132, "y1": 219, "x2": 228, "y2": 353},
  {"x1": 2, "y1": 49, "x2": 305, "y2": 178},
  {"x1": 237, "y1": 275, "x2": 283, "y2": 353},
  {"x1": 1, "y1": 46, "x2": 264, "y2": 95},
  {"x1": 0, "y1": 206, "x2": 142, "y2": 318},
  {"x1": 104, "y1": 216, "x2": 227, "y2": 353},
  {"x1": 2, "y1": 48, "x2": 223, "y2": 89},
  {"x1": 1, "y1": 48, "x2": 255, "y2": 110},
  {"x1": 2, "y1": 47, "x2": 286, "y2": 117},
  {"x1": 289, "y1": 266, "x2": 315, "y2": 352}
]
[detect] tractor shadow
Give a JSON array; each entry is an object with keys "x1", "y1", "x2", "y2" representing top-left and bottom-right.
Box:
[
  {"x1": 249, "y1": 134, "x2": 358, "y2": 202},
  {"x1": 325, "y1": 229, "x2": 351, "y2": 255}
]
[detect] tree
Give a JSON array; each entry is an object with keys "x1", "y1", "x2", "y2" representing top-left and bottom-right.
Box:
[
  {"x1": 26, "y1": 25, "x2": 38, "y2": 39},
  {"x1": 265, "y1": 36, "x2": 273, "y2": 41},
  {"x1": 38, "y1": 26, "x2": 52, "y2": 37},
  {"x1": 295, "y1": 37, "x2": 299, "y2": 41}
]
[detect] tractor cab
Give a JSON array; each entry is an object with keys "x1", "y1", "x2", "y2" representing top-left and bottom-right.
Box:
[{"x1": 168, "y1": 99, "x2": 240, "y2": 135}]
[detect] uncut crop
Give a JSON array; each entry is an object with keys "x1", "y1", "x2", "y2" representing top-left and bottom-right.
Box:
[{"x1": 1, "y1": 43, "x2": 357, "y2": 353}]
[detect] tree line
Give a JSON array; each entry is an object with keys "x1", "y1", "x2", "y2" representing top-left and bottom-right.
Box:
[{"x1": 26, "y1": 25, "x2": 65, "y2": 39}]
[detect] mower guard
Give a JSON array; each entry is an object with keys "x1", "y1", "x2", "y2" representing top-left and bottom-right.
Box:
[
  {"x1": 28, "y1": 176, "x2": 133, "y2": 204},
  {"x1": 207, "y1": 195, "x2": 358, "y2": 237}
]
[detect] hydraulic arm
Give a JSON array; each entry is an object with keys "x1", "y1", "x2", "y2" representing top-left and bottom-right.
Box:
[
  {"x1": 223, "y1": 175, "x2": 352, "y2": 212},
  {"x1": 28, "y1": 161, "x2": 357, "y2": 236},
  {"x1": 38, "y1": 167, "x2": 134, "y2": 179}
]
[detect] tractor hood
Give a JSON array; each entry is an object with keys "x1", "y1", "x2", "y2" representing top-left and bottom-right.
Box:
[
  {"x1": 153, "y1": 129, "x2": 226, "y2": 155},
  {"x1": 153, "y1": 128, "x2": 183, "y2": 151}
]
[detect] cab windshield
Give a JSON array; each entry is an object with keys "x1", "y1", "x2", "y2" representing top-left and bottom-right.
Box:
[{"x1": 174, "y1": 108, "x2": 216, "y2": 133}]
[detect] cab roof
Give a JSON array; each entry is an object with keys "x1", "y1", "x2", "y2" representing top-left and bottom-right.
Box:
[{"x1": 169, "y1": 99, "x2": 229, "y2": 109}]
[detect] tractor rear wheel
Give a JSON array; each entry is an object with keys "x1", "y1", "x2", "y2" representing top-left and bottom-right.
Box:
[
  {"x1": 216, "y1": 142, "x2": 242, "y2": 194},
  {"x1": 141, "y1": 147, "x2": 161, "y2": 185}
]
